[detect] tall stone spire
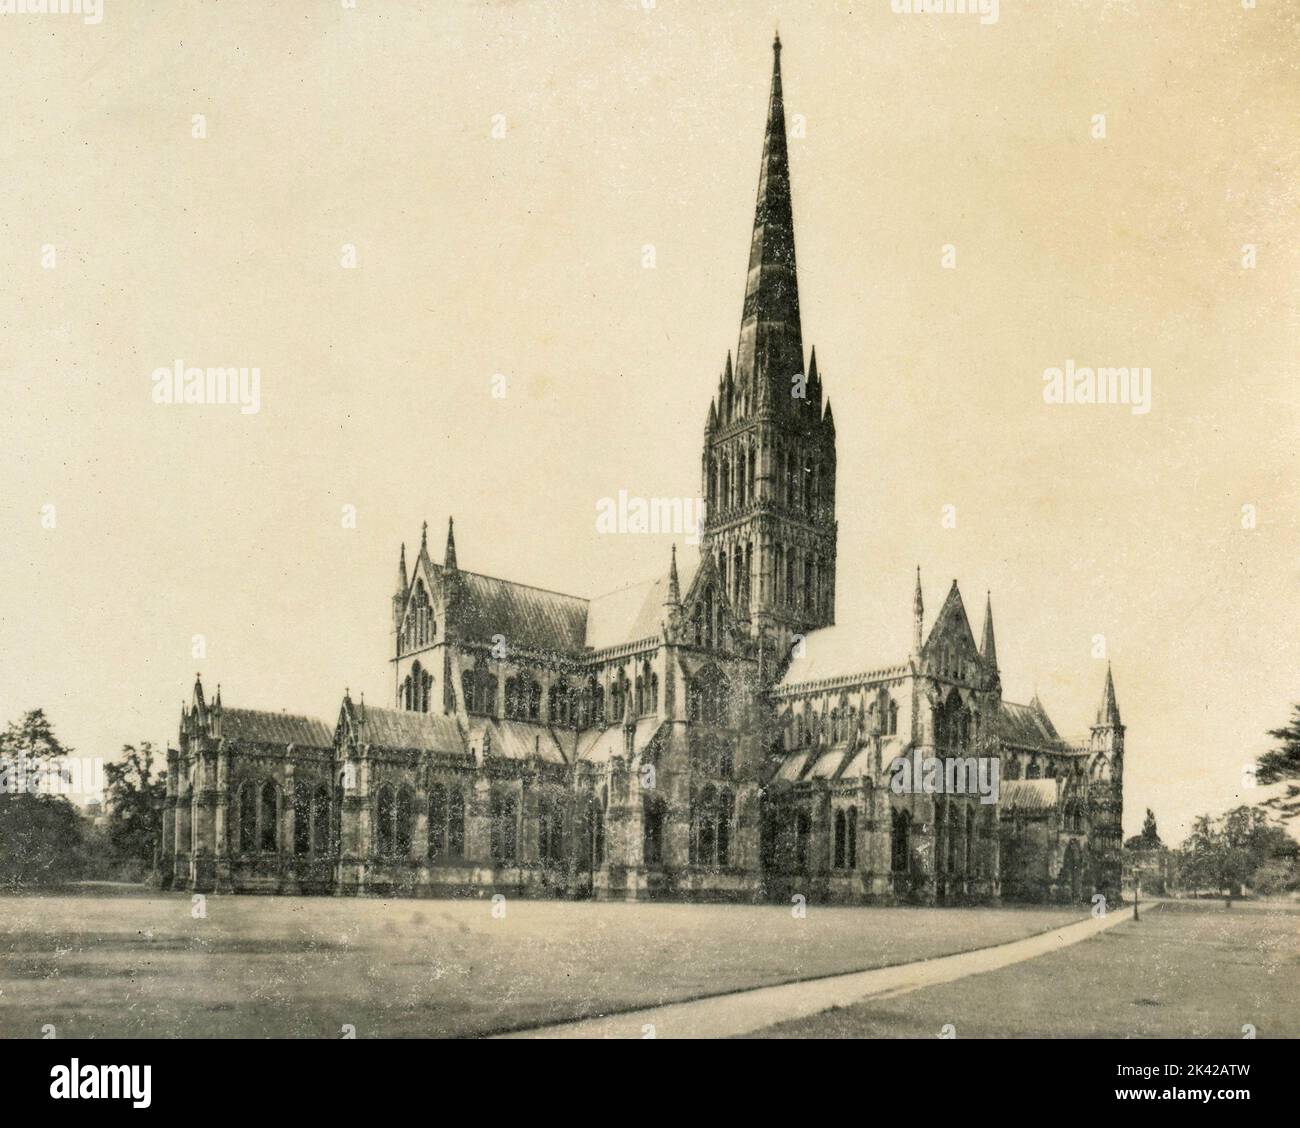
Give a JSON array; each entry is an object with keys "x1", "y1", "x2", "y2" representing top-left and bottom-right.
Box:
[
  {"x1": 397, "y1": 543, "x2": 408, "y2": 593},
  {"x1": 444, "y1": 516, "x2": 458, "y2": 570},
  {"x1": 1096, "y1": 663, "x2": 1121, "y2": 727},
  {"x1": 912, "y1": 567, "x2": 924, "y2": 657},
  {"x1": 736, "y1": 32, "x2": 803, "y2": 394},
  {"x1": 980, "y1": 591, "x2": 998, "y2": 669}
]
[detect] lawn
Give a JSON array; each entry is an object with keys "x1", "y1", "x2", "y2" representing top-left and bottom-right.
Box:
[
  {"x1": 0, "y1": 889, "x2": 1086, "y2": 1038},
  {"x1": 747, "y1": 900, "x2": 1300, "y2": 1038}
]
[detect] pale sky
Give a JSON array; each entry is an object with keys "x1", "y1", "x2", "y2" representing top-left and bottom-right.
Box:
[{"x1": 1, "y1": 0, "x2": 1296, "y2": 844}]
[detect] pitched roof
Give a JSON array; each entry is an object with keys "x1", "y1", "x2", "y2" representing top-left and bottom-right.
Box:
[
  {"x1": 993, "y1": 700, "x2": 1063, "y2": 751},
  {"x1": 1001, "y1": 778, "x2": 1059, "y2": 814},
  {"x1": 221, "y1": 708, "x2": 333, "y2": 749},
  {"x1": 777, "y1": 616, "x2": 909, "y2": 688},
  {"x1": 452, "y1": 570, "x2": 589, "y2": 653},
  {"x1": 584, "y1": 554, "x2": 698, "y2": 651},
  {"x1": 469, "y1": 717, "x2": 571, "y2": 765},
  {"x1": 575, "y1": 717, "x2": 664, "y2": 765},
  {"x1": 351, "y1": 706, "x2": 464, "y2": 754}
]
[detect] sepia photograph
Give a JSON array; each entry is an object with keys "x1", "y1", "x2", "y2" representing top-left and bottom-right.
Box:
[{"x1": 1, "y1": 0, "x2": 1296, "y2": 1106}]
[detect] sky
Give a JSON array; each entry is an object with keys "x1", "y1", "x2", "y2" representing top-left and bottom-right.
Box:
[{"x1": 1, "y1": 0, "x2": 1297, "y2": 843}]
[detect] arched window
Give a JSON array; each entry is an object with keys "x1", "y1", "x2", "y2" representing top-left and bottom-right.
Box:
[
  {"x1": 887, "y1": 699, "x2": 899, "y2": 736},
  {"x1": 462, "y1": 671, "x2": 478, "y2": 715},
  {"x1": 293, "y1": 781, "x2": 312, "y2": 856},
  {"x1": 948, "y1": 804, "x2": 960, "y2": 874},
  {"x1": 966, "y1": 806, "x2": 977, "y2": 875},
  {"x1": 785, "y1": 549, "x2": 797, "y2": 608},
  {"x1": 717, "y1": 788, "x2": 733, "y2": 866},
  {"x1": 410, "y1": 661, "x2": 425, "y2": 713},
  {"x1": 527, "y1": 678, "x2": 541, "y2": 722},
  {"x1": 395, "y1": 787, "x2": 414, "y2": 856},
  {"x1": 238, "y1": 780, "x2": 256, "y2": 853},
  {"x1": 582, "y1": 792, "x2": 605, "y2": 868},
  {"x1": 774, "y1": 545, "x2": 784, "y2": 604},
  {"x1": 643, "y1": 795, "x2": 665, "y2": 866},
  {"x1": 697, "y1": 785, "x2": 717, "y2": 866},
  {"x1": 376, "y1": 785, "x2": 394, "y2": 857},
  {"x1": 448, "y1": 787, "x2": 465, "y2": 856},
  {"x1": 490, "y1": 791, "x2": 518, "y2": 863},
  {"x1": 833, "y1": 809, "x2": 847, "y2": 868},
  {"x1": 259, "y1": 780, "x2": 278, "y2": 853},
  {"x1": 428, "y1": 782, "x2": 447, "y2": 860},
  {"x1": 687, "y1": 665, "x2": 731, "y2": 727},
  {"x1": 312, "y1": 784, "x2": 331, "y2": 854},
  {"x1": 891, "y1": 808, "x2": 912, "y2": 874},
  {"x1": 539, "y1": 793, "x2": 564, "y2": 863},
  {"x1": 593, "y1": 683, "x2": 605, "y2": 725},
  {"x1": 846, "y1": 806, "x2": 858, "y2": 869},
  {"x1": 934, "y1": 800, "x2": 947, "y2": 874},
  {"x1": 650, "y1": 673, "x2": 659, "y2": 712},
  {"x1": 747, "y1": 448, "x2": 756, "y2": 503},
  {"x1": 794, "y1": 809, "x2": 811, "y2": 872}
]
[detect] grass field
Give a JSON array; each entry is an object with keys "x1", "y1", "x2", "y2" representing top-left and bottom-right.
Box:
[
  {"x1": 0, "y1": 888, "x2": 1087, "y2": 1038},
  {"x1": 747, "y1": 900, "x2": 1300, "y2": 1038}
]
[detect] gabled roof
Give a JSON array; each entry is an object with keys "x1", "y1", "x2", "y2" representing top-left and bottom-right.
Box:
[
  {"x1": 585, "y1": 554, "x2": 698, "y2": 651},
  {"x1": 222, "y1": 708, "x2": 333, "y2": 750},
  {"x1": 346, "y1": 705, "x2": 464, "y2": 754},
  {"x1": 993, "y1": 700, "x2": 1063, "y2": 751},
  {"x1": 470, "y1": 717, "x2": 570, "y2": 765},
  {"x1": 575, "y1": 717, "x2": 664, "y2": 765},
  {"x1": 777, "y1": 617, "x2": 910, "y2": 687},
  {"x1": 452, "y1": 570, "x2": 589, "y2": 653},
  {"x1": 1001, "y1": 778, "x2": 1059, "y2": 814}
]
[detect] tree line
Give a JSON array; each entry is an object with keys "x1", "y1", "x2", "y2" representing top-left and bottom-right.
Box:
[{"x1": 0, "y1": 709, "x2": 164, "y2": 889}]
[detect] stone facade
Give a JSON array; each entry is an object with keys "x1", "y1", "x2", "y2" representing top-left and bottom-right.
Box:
[{"x1": 158, "y1": 36, "x2": 1124, "y2": 906}]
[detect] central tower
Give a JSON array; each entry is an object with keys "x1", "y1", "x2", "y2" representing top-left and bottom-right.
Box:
[{"x1": 700, "y1": 35, "x2": 838, "y2": 656}]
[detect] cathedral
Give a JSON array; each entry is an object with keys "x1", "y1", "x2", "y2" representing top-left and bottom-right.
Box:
[{"x1": 158, "y1": 37, "x2": 1124, "y2": 905}]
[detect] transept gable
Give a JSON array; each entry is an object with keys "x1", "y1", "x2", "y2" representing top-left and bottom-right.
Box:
[
  {"x1": 922, "y1": 581, "x2": 982, "y2": 678},
  {"x1": 680, "y1": 551, "x2": 745, "y2": 649}
]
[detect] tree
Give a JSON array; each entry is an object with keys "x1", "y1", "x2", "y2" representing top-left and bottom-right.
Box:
[
  {"x1": 0, "y1": 709, "x2": 88, "y2": 887},
  {"x1": 0, "y1": 795, "x2": 87, "y2": 888},
  {"x1": 1125, "y1": 808, "x2": 1163, "y2": 851},
  {"x1": 1139, "y1": 808, "x2": 1161, "y2": 848},
  {"x1": 103, "y1": 743, "x2": 167, "y2": 879},
  {"x1": 1258, "y1": 705, "x2": 1300, "y2": 784},
  {"x1": 0, "y1": 708, "x2": 73, "y2": 794},
  {"x1": 1257, "y1": 705, "x2": 1300, "y2": 824},
  {"x1": 1174, "y1": 806, "x2": 1296, "y2": 897}
]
